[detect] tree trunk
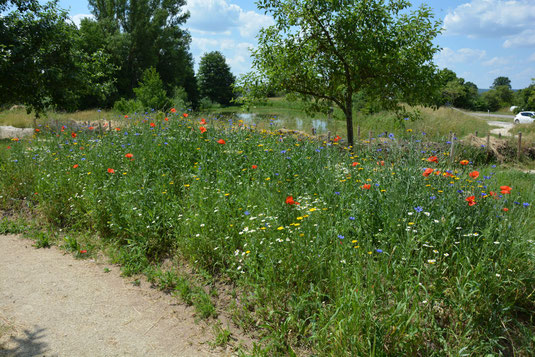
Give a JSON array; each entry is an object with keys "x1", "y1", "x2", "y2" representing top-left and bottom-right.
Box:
[{"x1": 344, "y1": 98, "x2": 354, "y2": 147}]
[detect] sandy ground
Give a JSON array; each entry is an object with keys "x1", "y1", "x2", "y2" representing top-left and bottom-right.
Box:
[
  {"x1": 0, "y1": 234, "x2": 226, "y2": 357},
  {"x1": 487, "y1": 120, "x2": 515, "y2": 137}
]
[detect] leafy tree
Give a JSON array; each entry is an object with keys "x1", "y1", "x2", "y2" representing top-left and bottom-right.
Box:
[
  {"x1": 514, "y1": 79, "x2": 535, "y2": 110},
  {"x1": 87, "y1": 0, "x2": 198, "y2": 107},
  {"x1": 0, "y1": 1, "x2": 117, "y2": 115},
  {"x1": 133, "y1": 67, "x2": 169, "y2": 110},
  {"x1": 241, "y1": 0, "x2": 441, "y2": 146},
  {"x1": 492, "y1": 76, "x2": 512, "y2": 89},
  {"x1": 0, "y1": 2, "x2": 79, "y2": 115},
  {"x1": 198, "y1": 51, "x2": 235, "y2": 106}
]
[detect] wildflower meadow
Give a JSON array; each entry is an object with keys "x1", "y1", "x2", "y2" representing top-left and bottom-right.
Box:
[{"x1": 1, "y1": 112, "x2": 534, "y2": 355}]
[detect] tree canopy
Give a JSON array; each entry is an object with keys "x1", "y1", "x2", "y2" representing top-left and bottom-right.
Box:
[
  {"x1": 242, "y1": 0, "x2": 442, "y2": 146},
  {"x1": 0, "y1": 0, "x2": 116, "y2": 116},
  {"x1": 86, "y1": 0, "x2": 198, "y2": 107},
  {"x1": 198, "y1": 51, "x2": 236, "y2": 106}
]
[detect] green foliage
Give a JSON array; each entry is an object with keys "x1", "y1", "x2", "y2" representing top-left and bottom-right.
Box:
[
  {"x1": 243, "y1": 0, "x2": 442, "y2": 146},
  {"x1": 87, "y1": 0, "x2": 198, "y2": 107},
  {"x1": 198, "y1": 51, "x2": 235, "y2": 106},
  {"x1": 133, "y1": 67, "x2": 170, "y2": 111},
  {"x1": 492, "y1": 76, "x2": 512, "y2": 89},
  {"x1": 2, "y1": 114, "x2": 535, "y2": 354},
  {"x1": 113, "y1": 98, "x2": 144, "y2": 114}
]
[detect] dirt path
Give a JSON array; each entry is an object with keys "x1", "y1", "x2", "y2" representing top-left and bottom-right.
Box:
[
  {"x1": 487, "y1": 120, "x2": 515, "y2": 137},
  {"x1": 0, "y1": 234, "x2": 225, "y2": 357}
]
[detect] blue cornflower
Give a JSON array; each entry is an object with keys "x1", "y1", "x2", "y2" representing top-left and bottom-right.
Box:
[
  {"x1": 338, "y1": 235, "x2": 345, "y2": 239},
  {"x1": 388, "y1": 133, "x2": 395, "y2": 139},
  {"x1": 349, "y1": 216, "x2": 355, "y2": 220},
  {"x1": 244, "y1": 211, "x2": 250, "y2": 216},
  {"x1": 415, "y1": 206, "x2": 423, "y2": 212},
  {"x1": 376, "y1": 249, "x2": 383, "y2": 253},
  {"x1": 335, "y1": 192, "x2": 340, "y2": 195},
  {"x1": 430, "y1": 195, "x2": 437, "y2": 200},
  {"x1": 523, "y1": 203, "x2": 530, "y2": 207}
]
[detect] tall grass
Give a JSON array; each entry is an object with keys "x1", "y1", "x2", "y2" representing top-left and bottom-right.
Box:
[{"x1": 1, "y1": 112, "x2": 534, "y2": 355}]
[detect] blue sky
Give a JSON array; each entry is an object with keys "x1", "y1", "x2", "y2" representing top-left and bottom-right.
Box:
[{"x1": 61, "y1": 0, "x2": 535, "y2": 89}]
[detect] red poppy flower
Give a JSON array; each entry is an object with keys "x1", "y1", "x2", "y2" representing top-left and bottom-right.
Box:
[
  {"x1": 217, "y1": 139, "x2": 226, "y2": 145},
  {"x1": 460, "y1": 160, "x2": 469, "y2": 165},
  {"x1": 377, "y1": 161, "x2": 385, "y2": 166},
  {"x1": 89, "y1": 126, "x2": 94, "y2": 130},
  {"x1": 502, "y1": 207, "x2": 509, "y2": 212},
  {"x1": 469, "y1": 171, "x2": 479, "y2": 179},
  {"x1": 61, "y1": 125, "x2": 66, "y2": 131},
  {"x1": 422, "y1": 168, "x2": 434, "y2": 177},
  {"x1": 500, "y1": 185, "x2": 512, "y2": 194},
  {"x1": 333, "y1": 135, "x2": 341, "y2": 142},
  {"x1": 107, "y1": 168, "x2": 115, "y2": 174},
  {"x1": 71, "y1": 132, "x2": 77, "y2": 138},
  {"x1": 164, "y1": 117, "x2": 169, "y2": 121},
  {"x1": 427, "y1": 156, "x2": 438, "y2": 163},
  {"x1": 465, "y1": 196, "x2": 476, "y2": 206},
  {"x1": 35, "y1": 128, "x2": 40, "y2": 133},
  {"x1": 79, "y1": 250, "x2": 87, "y2": 254},
  {"x1": 199, "y1": 126, "x2": 207, "y2": 133},
  {"x1": 352, "y1": 162, "x2": 360, "y2": 167},
  {"x1": 362, "y1": 184, "x2": 371, "y2": 190},
  {"x1": 252, "y1": 165, "x2": 257, "y2": 169},
  {"x1": 12, "y1": 138, "x2": 19, "y2": 142},
  {"x1": 6, "y1": 146, "x2": 11, "y2": 149},
  {"x1": 73, "y1": 164, "x2": 79, "y2": 168},
  {"x1": 170, "y1": 108, "x2": 177, "y2": 113},
  {"x1": 115, "y1": 127, "x2": 120, "y2": 131},
  {"x1": 183, "y1": 113, "x2": 188, "y2": 118},
  {"x1": 124, "y1": 115, "x2": 129, "y2": 119},
  {"x1": 200, "y1": 118, "x2": 206, "y2": 125},
  {"x1": 150, "y1": 122, "x2": 155, "y2": 128},
  {"x1": 125, "y1": 153, "x2": 133, "y2": 159},
  {"x1": 285, "y1": 196, "x2": 299, "y2": 205},
  {"x1": 489, "y1": 191, "x2": 496, "y2": 196}
]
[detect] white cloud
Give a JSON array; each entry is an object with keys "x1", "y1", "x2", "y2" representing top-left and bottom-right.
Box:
[
  {"x1": 70, "y1": 13, "x2": 95, "y2": 28},
  {"x1": 503, "y1": 29, "x2": 535, "y2": 48},
  {"x1": 185, "y1": 0, "x2": 273, "y2": 39},
  {"x1": 435, "y1": 47, "x2": 487, "y2": 67},
  {"x1": 186, "y1": 1, "x2": 274, "y2": 76},
  {"x1": 483, "y1": 56, "x2": 509, "y2": 66},
  {"x1": 444, "y1": 0, "x2": 535, "y2": 38},
  {"x1": 238, "y1": 10, "x2": 274, "y2": 38}
]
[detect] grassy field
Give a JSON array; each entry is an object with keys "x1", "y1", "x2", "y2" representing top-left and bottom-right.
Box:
[
  {"x1": 0, "y1": 107, "x2": 116, "y2": 128},
  {"x1": 1, "y1": 112, "x2": 534, "y2": 355},
  {"x1": 203, "y1": 99, "x2": 491, "y2": 140}
]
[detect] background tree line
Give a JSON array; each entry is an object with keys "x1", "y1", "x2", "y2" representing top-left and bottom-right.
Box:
[{"x1": 0, "y1": 0, "x2": 235, "y2": 116}]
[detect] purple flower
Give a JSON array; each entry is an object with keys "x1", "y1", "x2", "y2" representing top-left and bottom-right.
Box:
[{"x1": 338, "y1": 235, "x2": 345, "y2": 239}]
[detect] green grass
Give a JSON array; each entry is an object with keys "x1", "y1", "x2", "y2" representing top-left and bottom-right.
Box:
[
  {"x1": 1, "y1": 112, "x2": 534, "y2": 355},
  {"x1": 204, "y1": 99, "x2": 491, "y2": 141}
]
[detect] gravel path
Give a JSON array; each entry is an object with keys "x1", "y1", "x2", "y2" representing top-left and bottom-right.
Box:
[{"x1": 0, "y1": 235, "x2": 223, "y2": 357}]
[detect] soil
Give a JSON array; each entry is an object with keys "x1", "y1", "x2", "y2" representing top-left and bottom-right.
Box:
[{"x1": 0, "y1": 234, "x2": 230, "y2": 357}]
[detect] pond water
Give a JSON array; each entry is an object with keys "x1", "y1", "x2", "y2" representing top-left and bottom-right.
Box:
[{"x1": 206, "y1": 112, "x2": 342, "y2": 136}]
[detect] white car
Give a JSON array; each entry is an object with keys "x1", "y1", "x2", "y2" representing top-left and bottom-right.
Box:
[{"x1": 514, "y1": 111, "x2": 535, "y2": 124}]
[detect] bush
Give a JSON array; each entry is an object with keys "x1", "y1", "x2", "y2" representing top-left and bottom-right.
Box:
[
  {"x1": 112, "y1": 98, "x2": 144, "y2": 114},
  {"x1": 133, "y1": 67, "x2": 170, "y2": 111}
]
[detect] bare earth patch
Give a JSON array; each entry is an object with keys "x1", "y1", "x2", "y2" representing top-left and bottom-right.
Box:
[{"x1": 0, "y1": 234, "x2": 227, "y2": 357}]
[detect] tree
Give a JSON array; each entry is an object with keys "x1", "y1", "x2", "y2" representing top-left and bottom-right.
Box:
[
  {"x1": 492, "y1": 76, "x2": 512, "y2": 89},
  {"x1": 87, "y1": 0, "x2": 198, "y2": 107},
  {"x1": 133, "y1": 67, "x2": 169, "y2": 110},
  {"x1": 198, "y1": 51, "x2": 235, "y2": 106},
  {"x1": 241, "y1": 0, "x2": 441, "y2": 146}
]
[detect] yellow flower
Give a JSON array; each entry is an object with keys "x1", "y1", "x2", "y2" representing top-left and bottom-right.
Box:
[{"x1": 277, "y1": 226, "x2": 284, "y2": 230}]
